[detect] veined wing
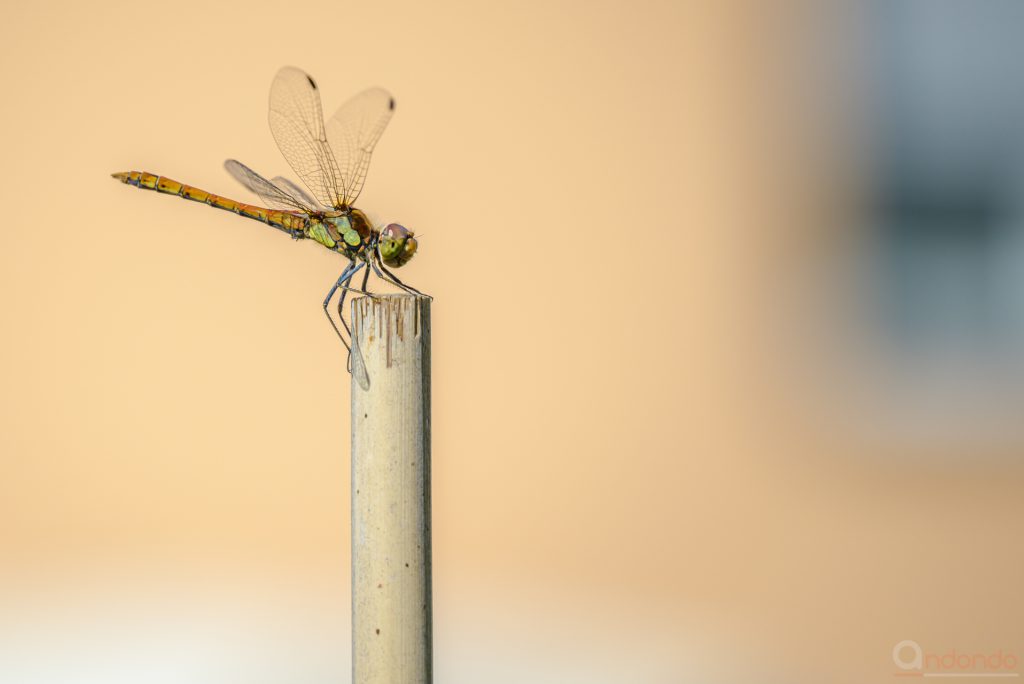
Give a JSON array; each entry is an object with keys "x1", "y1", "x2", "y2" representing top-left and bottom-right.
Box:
[
  {"x1": 224, "y1": 159, "x2": 320, "y2": 213},
  {"x1": 325, "y1": 87, "x2": 395, "y2": 207},
  {"x1": 271, "y1": 176, "x2": 323, "y2": 210},
  {"x1": 268, "y1": 67, "x2": 346, "y2": 209},
  {"x1": 268, "y1": 67, "x2": 395, "y2": 209}
]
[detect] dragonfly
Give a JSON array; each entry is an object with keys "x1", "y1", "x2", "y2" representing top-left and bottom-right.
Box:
[{"x1": 112, "y1": 66, "x2": 425, "y2": 389}]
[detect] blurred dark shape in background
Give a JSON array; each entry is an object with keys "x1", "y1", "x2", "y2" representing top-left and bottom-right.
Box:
[{"x1": 836, "y1": 0, "x2": 1024, "y2": 449}]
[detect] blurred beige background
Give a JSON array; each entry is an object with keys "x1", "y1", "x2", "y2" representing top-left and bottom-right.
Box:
[{"x1": 2, "y1": 1, "x2": 1023, "y2": 682}]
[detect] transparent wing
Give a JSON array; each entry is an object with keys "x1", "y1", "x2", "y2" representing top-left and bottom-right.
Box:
[
  {"x1": 224, "y1": 159, "x2": 319, "y2": 213},
  {"x1": 325, "y1": 87, "x2": 395, "y2": 206},
  {"x1": 271, "y1": 175, "x2": 324, "y2": 210},
  {"x1": 268, "y1": 66, "x2": 346, "y2": 209}
]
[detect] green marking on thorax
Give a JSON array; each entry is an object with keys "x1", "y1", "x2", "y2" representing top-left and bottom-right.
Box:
[
  {"x1": 343, "y1": 227, "x2": 361, "y2": 246},
  {"x1": 308, "y1": 222, "x2": 336, "y2": 248},
  {"x1": 328, "y1": 215, "x2": 362, "y2": 247}
]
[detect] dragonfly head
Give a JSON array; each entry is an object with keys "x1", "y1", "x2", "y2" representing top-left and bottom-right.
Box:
[{"x1": 378, "y1": 223, "x2": 418, "y2": 268}]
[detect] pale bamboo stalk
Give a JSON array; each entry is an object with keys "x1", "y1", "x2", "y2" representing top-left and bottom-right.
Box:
[{"x1": 350, "y1": 294, "x2": 432, "y2": 684}]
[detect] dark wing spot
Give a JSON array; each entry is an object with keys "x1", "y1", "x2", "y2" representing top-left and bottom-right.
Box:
[
  {"x1": 389, "y1": 98, "x2": 395, "y2": 111},
  {"x1": 307, "y1": 74, "x2": 317, "y2": 89}
]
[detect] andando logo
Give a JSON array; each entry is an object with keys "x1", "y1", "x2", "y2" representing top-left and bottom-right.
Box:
[{"x1": 893, "y1": 640, "x2": 1019, "y2": 678}]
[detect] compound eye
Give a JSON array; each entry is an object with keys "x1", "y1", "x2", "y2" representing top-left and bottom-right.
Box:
[{"x1": 383, "y1": 223, "x2": 409, "y2": 240}]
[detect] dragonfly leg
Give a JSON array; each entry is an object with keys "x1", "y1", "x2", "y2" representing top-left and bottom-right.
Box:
[
  {"x1": 323, "y1": 262, "x2": 362, "y2": 351},
  {"x1": 337, "y1": 264, "x2": 375, "y2": 298},
  {"x1": 360, "y1": 262, "x2": 371, "y2": 293},
  {"x1": 336, "y1": 266, "x2": 374, "y2": 341},
  {"x1": 334, "y1": 263, "x2": 367, "y2": 340},
  {"x1": 330, "y1": 263, "x2": 378, "y2": 375},
  {"x1": 373, "y1": 254, "x2": 431, "y2": 298},
  {"x1": 332, "y1": 262, "x2": 371, "y2": 386}
]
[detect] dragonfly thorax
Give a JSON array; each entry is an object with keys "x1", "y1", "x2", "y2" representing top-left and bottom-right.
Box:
[
  {"x1": 346, "y1": 208, "x2": 374, "y2": 241},
  {"x1": 322, "y1": 208, "x2": 373, "y2": 250}
]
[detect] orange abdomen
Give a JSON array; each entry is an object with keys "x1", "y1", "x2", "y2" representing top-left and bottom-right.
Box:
[{"x1": 111, "y1": 171, "x2": 308, "y2": 235}]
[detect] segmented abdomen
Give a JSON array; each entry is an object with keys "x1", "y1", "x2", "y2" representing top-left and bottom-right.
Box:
[{"x1": 112, "y1": 171, "x2": 308, "y2": 235}]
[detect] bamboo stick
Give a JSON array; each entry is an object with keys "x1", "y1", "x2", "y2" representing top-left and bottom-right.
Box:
[{"x1": 350, "y1": 294, "x2": 432, "y2": 684}]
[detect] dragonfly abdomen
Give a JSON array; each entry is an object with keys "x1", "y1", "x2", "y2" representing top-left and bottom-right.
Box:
[{"x1": 111, "y1": 171, "x2": 308, "y2": 236}]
